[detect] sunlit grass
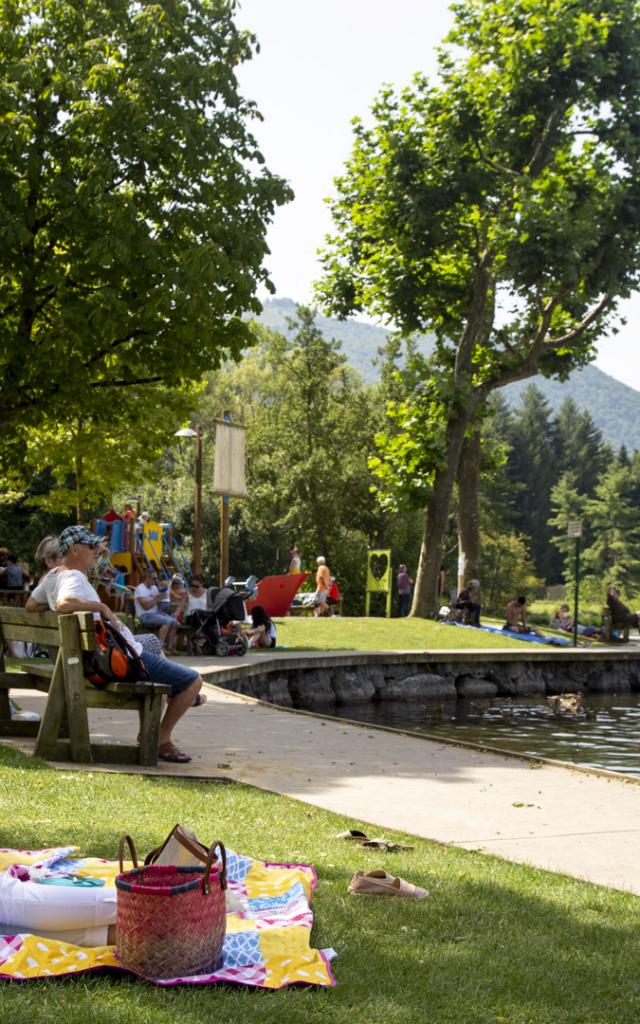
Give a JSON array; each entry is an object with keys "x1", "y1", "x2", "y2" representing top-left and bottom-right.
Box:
[
  {"x1": 1, "y1": 744, "x2": 639, "y2": 1024},
  {"x1": 275, "y1": 615, "x2": 535, "y2": 651}
]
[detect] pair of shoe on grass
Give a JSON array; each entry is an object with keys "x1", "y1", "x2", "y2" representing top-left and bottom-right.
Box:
[
  {"x1": 335, "y1": 828, "x2": 413, "y2": 852},
  {"x1": 337, "y1": 829, "x2": 428, "y2": 900}
]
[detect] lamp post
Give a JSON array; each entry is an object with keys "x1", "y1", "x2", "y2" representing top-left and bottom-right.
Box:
[
  {"x1": 567, "y1": 520, "x2": 583, "y2": 648},
  {"x1": 174, "y1": 426, "x2": 202, "y2": 576}
]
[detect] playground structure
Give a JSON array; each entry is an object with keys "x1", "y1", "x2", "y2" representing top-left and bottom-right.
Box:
[
  {"x1": 93, "y1": 509, "x2": 309, "y2": 620},
  {"x1": 93, "y1": 509, "x2": 191, "y2": 590}
]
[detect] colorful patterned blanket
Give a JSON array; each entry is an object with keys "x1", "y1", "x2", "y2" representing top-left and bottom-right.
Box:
[{"x1": 0, "y1": 845, "x2": 335, "y2": 988}]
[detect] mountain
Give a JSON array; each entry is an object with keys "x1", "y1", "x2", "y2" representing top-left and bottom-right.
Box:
[{"x1": 256, "y1": 298, "x2": 640, "y2": 451}]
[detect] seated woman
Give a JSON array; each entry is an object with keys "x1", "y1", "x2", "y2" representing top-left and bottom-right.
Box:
[
  {"x1": 455, "y1": 579, "x2": 481, "y2": 626},
  {"x1": 606, "y1": 584, "x2": 640, "y2": 629},
  {"x1": 244, "y1": 605, "x2": 277, "y2": 648},
  {"x1": 550, "y1": 604, "x2": 598, "y2": 637}
]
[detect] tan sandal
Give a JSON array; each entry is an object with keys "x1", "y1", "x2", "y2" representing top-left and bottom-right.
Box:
[{"x1": 348, "y1": 869, "x2": 428, "y2": 899}]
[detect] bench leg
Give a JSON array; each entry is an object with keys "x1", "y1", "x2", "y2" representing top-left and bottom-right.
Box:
[
  {"x1": 34, "y1": 652, "x2": 69, "y2": 759},
  {"x1": 138, "y1": 688, "x2": 163, "y2": 767},
  {"x1": 0, "y1": 688, "x2": 11, "y2": 723},
  {"x1": 59, "y1": 615, "x2": 92, "y2": 763}
]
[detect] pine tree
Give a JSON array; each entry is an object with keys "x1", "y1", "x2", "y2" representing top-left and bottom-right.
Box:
[
  {"x1": 554, "y1": 399, "x2": 607, "y2": 497},
  {"x1": 504, "y1": 386, "x2": 560, "y2": 583},
  {"x1": 581, "y1": 464, "x2": 640, "y2": 594},
  {"x1": 548, "y1": 472, "x2": 587, "y2": 588}
]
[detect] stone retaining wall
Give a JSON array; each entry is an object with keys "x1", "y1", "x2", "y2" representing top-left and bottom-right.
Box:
[{"x1": 213, "y1": 656, "x2": 640, "y2": 710}]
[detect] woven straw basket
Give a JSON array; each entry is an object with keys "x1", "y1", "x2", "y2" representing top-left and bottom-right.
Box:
[{"x1": 115, "y1": 834, "x2": 227, "y2": 980}]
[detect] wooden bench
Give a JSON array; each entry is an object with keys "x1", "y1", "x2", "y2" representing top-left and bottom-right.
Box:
[
  {"x1": 0, "y1": 608, "x2": 171, "y2": 766},
  {"x1": 601, "y1": 607, "x2": 630, "y2": 643}
]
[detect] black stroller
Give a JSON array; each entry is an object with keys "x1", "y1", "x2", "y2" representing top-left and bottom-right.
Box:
[{"x1": 187, "y1": 577, "x2": 257, "y2": 657}]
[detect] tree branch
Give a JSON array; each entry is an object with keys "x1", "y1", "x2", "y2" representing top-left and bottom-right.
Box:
[
  {"x1": 527, "y1": 106, "x2": 567, "y2": 177},
  {"x1": 89, "y1": 376, "x2": 165, "y2": 388},
  {"x1": 82, "y1": 330, "x2": 148, "y2": 370},
  {"x1": 545, "y1": 292, "x2": 613, "y2": 347}
]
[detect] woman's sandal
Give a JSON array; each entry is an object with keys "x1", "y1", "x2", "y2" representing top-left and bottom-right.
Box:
[{"x1": 158, "y1": 743, "x2": 192, "y2": 763}]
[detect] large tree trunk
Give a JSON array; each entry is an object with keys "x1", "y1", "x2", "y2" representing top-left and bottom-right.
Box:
[
  {"x1": 456, "y1": 427, "x2": 482, "y2": 591},
  {"x1": 411, "y1": 411, "x2": 473, "y2": 617}
]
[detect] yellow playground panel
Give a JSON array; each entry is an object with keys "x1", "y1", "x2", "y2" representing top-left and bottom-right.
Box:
[
  {"x1": 365, "y1": 548, "x2": 392, "y2": 617},
  {"x1": 143, "y1": 520, "x2": 164, "y2": 567}
]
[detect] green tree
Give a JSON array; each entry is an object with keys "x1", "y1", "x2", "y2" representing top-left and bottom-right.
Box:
[
  {"x1": 581, "y1": 463, "x2": 640, "y2": 594},
  {"x1": 553, "y1": 397, "x2": 607, "y2": 496},
  {"x1": 504, "y1": 386, "x2": 559, "y2": 582},
  {"x1": 0, "y1": 0, "x2": 291, "y2": 436},
  {"x1": 133, "y1": 310, "x2": 387, "y2": 610},
  {"x1": 548, "y1": 471, "x2": 588, "y2": 588},
  {"x1": 481, "y1": 530, "x2": 541, "y2": 616},
  {"x1": 318, "y1": 0, "x2": 640, "y2": 615},
  {"x1": 13, "y1": 384, "x2": 198, "y2": 521}
]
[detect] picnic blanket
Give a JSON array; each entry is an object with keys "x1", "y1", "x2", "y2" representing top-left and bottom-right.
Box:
[
  {"x1": 0, "y1": 845, "x2": 335, "y2": 988},
  {"x1": 443, "y1": 620, "x2": 571, "y2": 646}
]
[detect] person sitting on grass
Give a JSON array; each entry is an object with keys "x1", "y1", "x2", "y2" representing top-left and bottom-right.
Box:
[
  {"x1": 550, "y1": 604, "x2": 599, "y2": 638},
  {"x1": 244, "y1": 605, "x2": 276, "y2": 648},
  {"x1": 455, "y1": 578, "x2": 481, "y2": 626},
  {"x1": 504, "y1": 596, "x2": 545, "y2": 637},
  {"x1": 26, "y1": 525, "x2": 202, "y2": 763},
  {"x1": 605, "y1": 584, "x2": 640, "y2": 631}
]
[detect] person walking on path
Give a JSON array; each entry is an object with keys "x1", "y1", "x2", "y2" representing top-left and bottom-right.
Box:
[
  {"x1": 26, "y1": 525, "x2": 202, "y2": 763},
  {"x1": 396, "y1": 564, "x2": 414, "y2": 617},
  {"x1": 314, "y1": 556, "x2": 331, "y2": 617}
]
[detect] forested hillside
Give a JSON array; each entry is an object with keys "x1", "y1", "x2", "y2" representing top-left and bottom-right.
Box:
[{"x1": 258, "y1": 298, "x2": 640, "y2": 451}]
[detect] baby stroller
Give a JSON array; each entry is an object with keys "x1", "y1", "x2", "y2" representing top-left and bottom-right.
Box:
[{"x1": 187, "y1": 576, "x2": 257, "y2": 657}]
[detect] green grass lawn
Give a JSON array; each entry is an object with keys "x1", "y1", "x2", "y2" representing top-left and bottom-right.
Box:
[
  {"x1": 1, "y1": 745, "x2": 639, "y2": 1024},
  {"x1": 275, "y1": 616, "x2": 536, "y2": 651}
]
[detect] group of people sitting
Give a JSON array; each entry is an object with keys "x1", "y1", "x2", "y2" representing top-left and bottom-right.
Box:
[
  {"x1": 443, "y1": 578, "x2": 639, "y2": 641},
  {"x1": 17, "y1": 525, "x2": 278, "y2": 763},
  {"x1": 25, "y1": 526, "x2": 204, "y2": 764},
  {"x1": 131, "y1": 567, "x2": 276, "y2": 653}
]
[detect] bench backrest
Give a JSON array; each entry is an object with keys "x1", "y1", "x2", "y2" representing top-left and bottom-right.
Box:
[{"x1": 0, "y1": 608, "x2": 97, "y2": 651}]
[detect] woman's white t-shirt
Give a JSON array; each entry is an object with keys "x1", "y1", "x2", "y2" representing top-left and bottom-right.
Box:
[{"x1": 186, "y1": 591, "x2": 209, "y2": 614}]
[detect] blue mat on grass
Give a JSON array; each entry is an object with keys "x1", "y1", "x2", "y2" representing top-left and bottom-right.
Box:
[{"x1": 442, "y1": 620, "x2": 571, "y2": 646}]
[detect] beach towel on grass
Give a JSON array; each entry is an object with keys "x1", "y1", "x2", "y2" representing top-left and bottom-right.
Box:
[
  {"x1": 443, "y1": 620, "x2": 571, "y2": 646},
  {"x1": 0, "y1": 845, "x2": 335, "y2": 989}
]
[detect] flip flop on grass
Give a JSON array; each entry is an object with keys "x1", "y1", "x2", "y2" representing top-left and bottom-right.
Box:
[{"x1": 359, "y1": 838, "x2": 414, "y2": 851}]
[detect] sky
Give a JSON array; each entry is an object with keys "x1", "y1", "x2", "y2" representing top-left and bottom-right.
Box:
[{"x1": 235, "y1": 0, "x2": 640, "y2": 391}]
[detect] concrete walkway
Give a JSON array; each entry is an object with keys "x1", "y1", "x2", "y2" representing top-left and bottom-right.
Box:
[{"x1": 6, "y1": 650, "x2": 640, "y2": 897}]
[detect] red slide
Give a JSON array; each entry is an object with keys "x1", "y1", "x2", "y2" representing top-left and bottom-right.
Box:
[{"x1": 246, "y1": 573, "x2": 311, "y2": 618}]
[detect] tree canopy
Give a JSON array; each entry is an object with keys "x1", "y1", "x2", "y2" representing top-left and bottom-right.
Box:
[
  {"x1": 318, "y1": 0, "x2": 640, "y2": 614},
  {"x1": 0, "y1": 0, "x2": 291, "y2": 434}
]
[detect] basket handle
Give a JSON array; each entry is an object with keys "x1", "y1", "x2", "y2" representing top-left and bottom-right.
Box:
[
  {"x1": 203, "y1": 840, "x2": 227, "y2": 895},
  {"x1": 119, "y1": 833, "x2": 139, "y2": 874}
]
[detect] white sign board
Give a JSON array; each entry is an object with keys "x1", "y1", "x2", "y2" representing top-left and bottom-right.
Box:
[
  {"x1": 567, "y1": 520, "x2": 583, "y2": 538},
  {"x1": 213, "y1": 422, "x2": 248, "y2": 497}
]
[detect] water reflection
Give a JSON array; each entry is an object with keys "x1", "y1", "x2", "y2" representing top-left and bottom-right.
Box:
[{"x1": 330, "y1": 694, "x2": 640, "y2": 776}]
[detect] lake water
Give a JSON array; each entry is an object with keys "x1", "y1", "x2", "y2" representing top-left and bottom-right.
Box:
[{"x1": 330, "y1": 694, "x2": 640, "y2": 777}]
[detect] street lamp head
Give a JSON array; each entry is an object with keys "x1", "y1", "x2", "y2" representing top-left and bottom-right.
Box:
[{"x1": 174, "y1": 427, "x2": 197, "y2": 438}]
